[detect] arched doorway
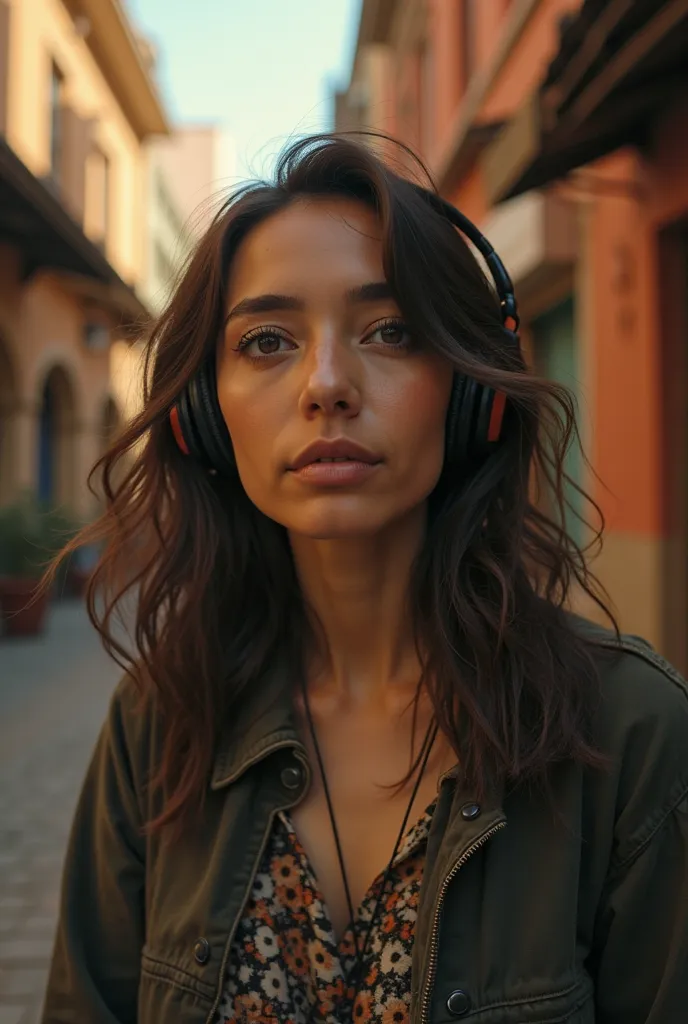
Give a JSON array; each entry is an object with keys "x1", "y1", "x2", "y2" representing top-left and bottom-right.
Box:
[
  {"x1": 37, "y1": 364, "x2": 77, "y2": 508},
  {"x1": 94, "y1": 393, "x2": 126, "y2": 505},
  {"x1": 0, "y1": 337, "x2": 17, "y2": 506},
  {"x1": 99, "y1": 394, "x2": 122, "y2": 454}
]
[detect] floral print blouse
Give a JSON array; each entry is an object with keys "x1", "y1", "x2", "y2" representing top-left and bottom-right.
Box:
[{"x1": 215, "y1": 803, "x2": 435, "y2": 1023}]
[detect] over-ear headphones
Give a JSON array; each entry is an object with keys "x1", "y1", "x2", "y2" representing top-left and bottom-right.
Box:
[{"x1": 169, "y1": 190, "x2": 520, "y2": 479}]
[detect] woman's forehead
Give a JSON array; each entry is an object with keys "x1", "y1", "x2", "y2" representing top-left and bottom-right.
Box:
[{"x1": 227, "y1": 198, "x2": 387, "y2": 301}]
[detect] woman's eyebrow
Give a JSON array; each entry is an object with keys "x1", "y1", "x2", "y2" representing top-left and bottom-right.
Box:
[
  {"x1": 225, "y1": 294, "x2": 303, "y2": 323},
  {"x1": 345, "y1": 281, "x2": 393, "y2": 304},
  {"x1": 225, "y1": 282, "x2": 394, "y2": 325}
]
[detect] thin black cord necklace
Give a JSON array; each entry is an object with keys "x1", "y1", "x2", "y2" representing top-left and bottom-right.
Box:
[{"x1": 300, "y1": 677, "x2": 438, "y2": 1016}]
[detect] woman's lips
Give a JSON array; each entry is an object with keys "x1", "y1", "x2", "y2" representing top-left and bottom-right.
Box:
[{"x1": 288, "y1": 458, "x2": 382, "y2": 487}]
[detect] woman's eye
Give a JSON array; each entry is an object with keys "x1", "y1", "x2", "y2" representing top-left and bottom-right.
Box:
[
  {"x1": 237, "y1": 330, "x2": 293, "y2": 358},
  {"x1": 365, "y1": 320, "x2": 412, "y2": 348}
]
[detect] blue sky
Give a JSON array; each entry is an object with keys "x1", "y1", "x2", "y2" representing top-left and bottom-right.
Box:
[{"x1": 126, "y1": 0, "x2": 361, "y2": 183}]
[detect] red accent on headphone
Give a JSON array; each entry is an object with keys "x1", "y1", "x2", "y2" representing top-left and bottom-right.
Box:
[
  {"x1": 170, "y1": 406, "x2": 190, "y2": 455},
  {"x1": 504, "y1": 316, "x2": 518, "y2": 332},
  {"x1": 487, "y1": 391, "x2": 507, "y2": 443}
]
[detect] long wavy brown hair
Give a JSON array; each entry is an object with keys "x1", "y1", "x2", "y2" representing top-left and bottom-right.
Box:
[{"x1": 42, "y1": 132, "x2": 616, "y2": 837}]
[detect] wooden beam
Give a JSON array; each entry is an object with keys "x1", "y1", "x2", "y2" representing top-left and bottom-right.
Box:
[
  {"x1": 545, "y1": 0, "x2": 636, "y2": 115},
  {"x1": 486, "y1": 69, "x2": 678, "y2": 202},
  {"x1": 481, "y1": 93, "x2": 542, "y2": 206},
  {"x1": 561, "y1": 0, "x2": 688, "y2": 131},
  {"x1": 435, "y1": 0, "x2": 541, "y2": 191}
]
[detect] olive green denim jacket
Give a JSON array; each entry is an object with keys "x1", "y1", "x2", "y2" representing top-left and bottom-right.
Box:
[{"x1": 41, "y1": 620, "x2": 688, "y2": 1024}]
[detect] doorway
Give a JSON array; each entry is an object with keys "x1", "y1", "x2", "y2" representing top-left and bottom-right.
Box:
[
  {"x1": 37, "y1": 364, "x2": 76, "y2": 509},
  {"x1": 658, "y1": 221, "x2": 688, "y2": 672},
  {"x1": 531, "y1": 296, "x2": 584, "y2": 547},
  {"x1": 0, "y1": 336, "x2": 17, "y2": 506}
]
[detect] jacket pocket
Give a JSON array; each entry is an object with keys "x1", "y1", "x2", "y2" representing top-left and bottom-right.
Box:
[{"x1": 442, "y1": 977, "x2": 594, "y2": 1023}]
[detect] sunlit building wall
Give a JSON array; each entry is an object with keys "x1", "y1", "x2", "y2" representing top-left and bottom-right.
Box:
[
  {"x1": 108, "y1": 122, "x2": 234, "y2": 433},
  {"x1": 0, "y1": 0, "x2": 168, "y2": 518},
  {"x1": 337, "y1": 0, "x2": 688, "y2": 666}
]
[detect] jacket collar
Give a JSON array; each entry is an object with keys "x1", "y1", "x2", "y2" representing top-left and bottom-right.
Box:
[
  {"x1": 210, "y1": 661, "x2": 304, "y2": 790},
  {"x1": 209, "y1": 661, "x2": 508, "y2": 810}
]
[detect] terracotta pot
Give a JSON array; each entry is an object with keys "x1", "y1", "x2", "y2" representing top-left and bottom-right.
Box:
[{"x1": 0, "y1": 577, "x2": 50, "y2": 637}]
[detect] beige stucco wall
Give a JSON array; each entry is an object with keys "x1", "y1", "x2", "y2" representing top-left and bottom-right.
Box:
[
  {"x1": 4, "y1": 0, "x2": 145, "y2": 285},
  {"x1": 114, "y1": 125, "x2": 235, "y2": 424},
  {"x1": 0, "y1": 255, "x2": 117, "y2": 519},
  {"x1": 0, "y1": 0, "x2": 167, "y2": 521},
  {"x1": 153, "y1": 125, "x2": 233, "y2": 236},
  {"x1": 139, "y1": 145, "x2": 191, "y2": 315}
]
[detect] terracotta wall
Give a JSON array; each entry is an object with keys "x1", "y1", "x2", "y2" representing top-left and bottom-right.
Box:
[{"x1": 340, "y1": 0, "x2": 688, "y2": 660}]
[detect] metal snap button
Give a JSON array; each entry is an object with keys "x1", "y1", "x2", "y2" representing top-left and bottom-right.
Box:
[
  {"x1": 193, "y1": 937, "x2": 210, "y2": 965},
  {"x1": 447, "y1": 989, "x2": 472, "y2": 1016},
  {"x1": 460, "y1": 802, "x2": 481, "y2": 821},
  {"x1": 280, "y1": 765, "x2": 303, "y2": 791}
]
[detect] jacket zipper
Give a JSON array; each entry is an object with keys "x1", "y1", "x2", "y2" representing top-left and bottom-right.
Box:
[
  {"x1": 419, "y1": 820, "x2": 507, "y2": 1024},
  {"x1": 204, "y1": 750, "x2": 311, "y2": 1024}
]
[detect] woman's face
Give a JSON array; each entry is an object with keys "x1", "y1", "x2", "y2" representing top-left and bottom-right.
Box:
[{"x1": 217, "y1": 197, "x2": 453, "y2": 539}]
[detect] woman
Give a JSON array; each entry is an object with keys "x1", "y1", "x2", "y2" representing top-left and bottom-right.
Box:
[{"x1": 41, "y1": 134, "x2": 688, "y2": 1024}]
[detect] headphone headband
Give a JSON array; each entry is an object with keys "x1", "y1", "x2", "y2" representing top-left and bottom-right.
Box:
[{"x1": 410, "y1": 185, "x2": 520, "y2": 333}]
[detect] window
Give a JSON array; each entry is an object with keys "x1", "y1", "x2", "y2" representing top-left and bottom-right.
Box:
[
  {"x1": 0, "y1": 2, "x2": 10, "y2": 136},
  {"x1": 532, "y1": 297, "x2": 585, "y2": 546},
  {"x1": 86, "y1": 145, "x2": 110, "y2": 244},
  {"x1": 419, "y1": 42, "x2": 434, "y2": 157},
  {"x1": 155, "y1": 171, "x2": 184, "y2": 239},
  {"x1": 96, "y1": 147, "x2": 109, "y2": 241},
  {"x1": 49, "y1": 61, "x2": 63, "y2": 181},
  {"x1": 461, "y1": 0, "x2": 478, "y2": 92}
]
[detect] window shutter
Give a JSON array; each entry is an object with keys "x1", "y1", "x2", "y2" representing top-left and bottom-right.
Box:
[
  {"x1": 0, "y1": 1, "x2": 9, "y2": 136},
  {"x1": 59, "y1": 107, "x2": 94, "y2": 224}
]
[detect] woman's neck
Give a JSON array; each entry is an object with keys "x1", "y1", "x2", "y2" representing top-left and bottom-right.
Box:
[{"x1": 289, "y1": 508, "x2": 426, "y2": 709}]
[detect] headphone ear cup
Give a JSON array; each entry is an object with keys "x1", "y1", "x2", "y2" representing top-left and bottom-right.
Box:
[
  {"x1": 445, "y1": 374, "x2": 474, "y2": 470},
  {"x1": 466, "y1": 327, "x2": 518, "y2": 461},
  {"x1": 187, "y1": 359, "x2": 237, "y2": 476},
  {"x1": 472, "y1": 385, "x2": 501, "y2": 462},
  {"x1": 173, "y1": 385, "x2": 205, "y2": 462}
]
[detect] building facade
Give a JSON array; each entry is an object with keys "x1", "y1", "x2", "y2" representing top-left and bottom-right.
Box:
[
  {"x1": 0, "y1": 0, "x2": 168, "y2": 520},
  {"x1": 108, "y1": 122, "x2": 234, "y2": 430},
  {"x1": 336, "y1": 0, "x2": 688, "y2": 667},
  {"x1": 139, "y1": 122, "x2": 234, "y2": 314}
]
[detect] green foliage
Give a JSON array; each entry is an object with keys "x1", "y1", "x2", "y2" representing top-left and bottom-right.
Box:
[{"x1": 0, "y1": 491, "x2": 83, "y2": 580}]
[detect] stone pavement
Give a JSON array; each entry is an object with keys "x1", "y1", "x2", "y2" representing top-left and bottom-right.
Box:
[{"x1": 0, "y1": 599, "x2": 125, "y2": 1024}]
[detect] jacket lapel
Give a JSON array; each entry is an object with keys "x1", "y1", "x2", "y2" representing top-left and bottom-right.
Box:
[{"x1": 210, "y1": 663, "x2": 303, "y2": 790}]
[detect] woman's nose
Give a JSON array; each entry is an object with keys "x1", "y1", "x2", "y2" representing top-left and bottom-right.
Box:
[{"x1": 297, "y1": 333, "x2": 362, "y2": 420}]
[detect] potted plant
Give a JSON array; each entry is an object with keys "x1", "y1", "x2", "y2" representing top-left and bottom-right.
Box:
[
  {"x1": 0, "y1": 493, "x2": 80, "y2": 636},
  {"x1": 41, "y1": 505, "x2": 86, "y2": 600},
  {"x1": 0, "y1": 492, "x2": 53, "y2": 636}
]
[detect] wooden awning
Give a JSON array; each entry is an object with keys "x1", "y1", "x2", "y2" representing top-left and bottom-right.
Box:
[
  {"x1": 0, "y1": 137, "x2": 148, "y2": 324},
  {"x1": 482, "y1": 0, "x2": 688, "y2": 204}
]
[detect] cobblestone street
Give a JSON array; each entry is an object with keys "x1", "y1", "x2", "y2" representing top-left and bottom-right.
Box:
[{"x1": 0, "y1": 600, "x2": 125, "y2": 1024}]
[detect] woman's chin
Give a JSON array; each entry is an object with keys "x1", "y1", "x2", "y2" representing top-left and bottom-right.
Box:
[
  {"x1": 273, "y1": 498, "x2": 394, "y2": 541},
  {"x1": 274, "y1": 495, "x2": 427, "y2": 543}
]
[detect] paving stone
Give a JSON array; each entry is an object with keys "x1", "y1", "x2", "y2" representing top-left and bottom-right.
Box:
[
  {"x1": 19, "y1": 1003, "x2": 44, "y2": 1024},
  {"x1": 0, "y1": 971, "x2": 46, "y2": 998},
  {"x1": 0, "y1": 941, "x2": 55, "y2": 961},
  {"x1": 0, "y1": 1005, "x2": 25, "y2": 1024},
  {"x1": 21, "y1": 921, "x2": 54, "y2": 937},
  {"x1": 0, "y1": 602, "x2": 122, "y2": 1015}
]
